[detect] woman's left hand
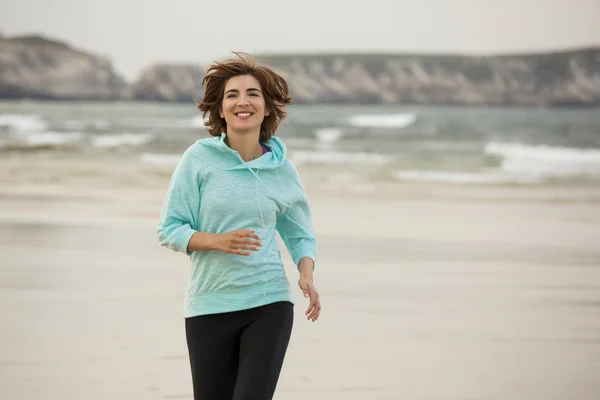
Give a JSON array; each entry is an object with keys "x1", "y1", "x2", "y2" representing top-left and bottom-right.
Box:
[{"x1": 298, "y1": 276, "x2": 321, "y2": 322}]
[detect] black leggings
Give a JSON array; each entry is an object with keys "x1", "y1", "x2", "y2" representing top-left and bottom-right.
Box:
[{"x1": 185, "y1": 301, "x2": 294, "y2": 400}]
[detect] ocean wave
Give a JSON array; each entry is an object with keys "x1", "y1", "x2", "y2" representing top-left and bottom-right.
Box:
[
  {"x1": 314, "y1": 128, "x2": 343, "y2": 144},
  {"x1": 190, "y1": 115, "x2": 208, "y2": 128},
  {"x1": 347, "y1": 113, "x2": 416, "y2": 128},
  {"x1": 118, "y1": 116, "x2": 205, "y2": 129},
  {"x1": 0, "y1": 131, "x2": 83, "y2": 150},
  {"x1": 92, "y1": 133, "x2": 154, "y2": 148},
  {"x1": 289, "y1": 150, "x2": 392, "y2": 166},
  {"x1": 393, "y1": 170, "x2": 542, "y2": 185},
  {"x1": 395, "y1": 142, "x2": 600, "y2": 185},
  {"x1": 0, "y1": 114, "x2": 48, "y2": 133},
  {"x1": 485, "y1": 142, "x2": 600, "y2": 177},
  {"x1": 64, "y1": 119, "x2": 112, "y2": 130}
]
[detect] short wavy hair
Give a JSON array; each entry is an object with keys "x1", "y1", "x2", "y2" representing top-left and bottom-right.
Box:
[{"x1": 195, "y1": 52, "x2": 293, "y2": 142}]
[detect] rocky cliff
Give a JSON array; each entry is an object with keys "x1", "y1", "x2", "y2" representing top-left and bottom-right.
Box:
[
  {"x1": 255, "y1": 49, "x2": 600, "y2": 106},
  {"x1": 1, "y1": 34, "x2": 599, "y2": 107},
  {"x1": 0, "y1": 35, "x2": 127, "y2": 100},
  {"x1": 131, "y1": 64, "x2": 206, "y2": 102}
]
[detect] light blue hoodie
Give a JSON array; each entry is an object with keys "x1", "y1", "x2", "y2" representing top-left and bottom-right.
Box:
[{"x1": 157, "y1": 132, "x2": 317, "y2": 318}]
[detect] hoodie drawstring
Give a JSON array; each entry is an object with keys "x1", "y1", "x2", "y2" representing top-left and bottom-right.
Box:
[{"x1": 253, "y1": 168, "x2": 273, "y2": 296}]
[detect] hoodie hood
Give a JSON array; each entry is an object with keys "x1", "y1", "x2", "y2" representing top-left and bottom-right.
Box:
[{"x1": 194, "y1": 132, "x2": 287, "y2": 171}]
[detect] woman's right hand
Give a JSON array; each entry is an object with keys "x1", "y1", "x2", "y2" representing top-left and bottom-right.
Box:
[{"x1": 213, "y1": 230, "x2": 262, "y2": 256}]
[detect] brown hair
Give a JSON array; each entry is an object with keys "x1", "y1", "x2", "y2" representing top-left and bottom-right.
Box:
[{"x1": 195, "y1": 52, "x2": 293, "y2": 142}]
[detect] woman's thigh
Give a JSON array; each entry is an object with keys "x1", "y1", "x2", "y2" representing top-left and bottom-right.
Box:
[
  {"x1": 233, "y1": 301, "x2": 294, "y2": 400},
  {"x1": 185, "y1": 312, "x2": 242, "y2": 400}
]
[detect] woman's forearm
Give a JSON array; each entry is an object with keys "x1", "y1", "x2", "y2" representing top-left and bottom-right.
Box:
[
  {"x1": 186, "y1": 232, "x2": 218, "y2": 252},
  {"x1": 298, "y1": 257, "x2": 315, "y2": 280}
]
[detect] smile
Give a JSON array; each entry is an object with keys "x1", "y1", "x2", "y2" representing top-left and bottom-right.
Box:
[{"x1": 235, "y1": 112, "x2": 253, "y2": 117}]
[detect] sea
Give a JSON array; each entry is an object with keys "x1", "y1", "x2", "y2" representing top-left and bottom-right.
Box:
[{"x1": 1, "y1": 100, "x2": 600, "y2": 187}]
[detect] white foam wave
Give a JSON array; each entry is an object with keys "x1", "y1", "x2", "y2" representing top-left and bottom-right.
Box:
[
  {"x1": 314, "y1": 128, "x2": 344, "y2": 144},
  {"x1": 119, "y1": 116, "x2": 206, "y2": 129},
  {"x1": 397, "y1": 142, "x2": 600, "y2": 185},
  {"x1": 64, "y1": 119, "x2": 112, "y2": 130},
  {"x1": 290, "y1": 150, "x2": 392, "y2": 166},
  {"x1": 191, "y1": 115, "x2": 208, "y2": 128},
  {"x1": 0, "y1": 114, "x2": 47, "y2": 133},
  {"x1": 394, "y1": 170, "x2": 542, "y2": 185},
  {"x1": 25, "y1": 131, "x2": 83, "y2": 146},
  {"x1": 0, "y1": 131, "x2": 84, "y2": 150},
  {"x1": 140, "y1": 153, "x2": 181, "y2": 167},
  {"x1": 348, "y1": 113, "x2": 416, "y2": 128},
  {"x1": 92, "y1": 133, "x2": 154, "y2": 148},
  {"x1": 486, "y1": 142, "x2": 600, "y2": 177}
]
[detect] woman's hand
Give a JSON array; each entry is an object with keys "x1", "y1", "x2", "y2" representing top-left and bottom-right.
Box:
[
  {"x1": 298, "y1": 276, "x2": 321, "y2": 322},
  {"x1": 213, "y1": 230, "x2": 262, "y2": 256}
]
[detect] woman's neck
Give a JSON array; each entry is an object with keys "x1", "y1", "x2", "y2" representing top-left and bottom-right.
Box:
[{"x1": 225, "y1": 130, "x2": 263, "y2": 162}]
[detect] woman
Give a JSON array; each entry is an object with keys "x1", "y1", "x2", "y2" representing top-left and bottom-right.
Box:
[{"x1": 157, "y1": 52, "x2": 321, "y2": 400}]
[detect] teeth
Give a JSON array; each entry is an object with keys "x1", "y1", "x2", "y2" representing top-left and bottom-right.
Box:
[{"x1": 236, "y1": 112, "x2": 251, "y2": 117}]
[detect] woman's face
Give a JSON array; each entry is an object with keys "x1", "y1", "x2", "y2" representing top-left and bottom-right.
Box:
[{"x1": 220, "y1": 74, "x2": 269, "y2": 134}]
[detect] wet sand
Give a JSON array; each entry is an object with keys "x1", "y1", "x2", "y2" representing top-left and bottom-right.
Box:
[{"x1": 1, "y1": 182, "x2": 600, "y2": 399}]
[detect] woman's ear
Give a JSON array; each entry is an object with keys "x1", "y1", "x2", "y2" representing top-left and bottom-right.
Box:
[{"x1": 219, "y1": 109, "x2": 224, "y2": 119}]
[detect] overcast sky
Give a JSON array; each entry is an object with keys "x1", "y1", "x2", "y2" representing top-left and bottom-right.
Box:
[{"x1": 1, "y1": 0, "x2": 599, "y2": 80}]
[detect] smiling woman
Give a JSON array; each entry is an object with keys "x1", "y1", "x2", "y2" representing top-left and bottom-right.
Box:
[
  {"x1": 158, "y1": 52, "x2": 320, "y2": 400},
  {"x1": 196, "y1": 52, "x2": 292, "y2": 144},
  {"x1": 219, "y1": 75, "x2": 270, "y2": 149}
]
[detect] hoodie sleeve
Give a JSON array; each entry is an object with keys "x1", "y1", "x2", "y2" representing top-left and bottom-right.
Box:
[
  {"x1": 276, "y1": 162, "x2": 318, "y2": 269},
  {"x1": 157, "y1": 147, "x2": 202, "y2": 255}
]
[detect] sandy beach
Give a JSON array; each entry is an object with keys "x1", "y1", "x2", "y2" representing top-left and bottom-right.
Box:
[{"x1": 1, "y1": 175, "x2": 600, "y2": 400}]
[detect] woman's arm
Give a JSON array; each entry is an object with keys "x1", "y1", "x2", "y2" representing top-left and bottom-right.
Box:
[
  {"x1": 158, "y1": 146, "x2": 262, "y2": 256},
  {"x1": 157, "y1": 149, "x2": 201, "y2": 255},
  {"x1": 275, "y1": 166, "x2": 318, "y2": 270},
  {"x1": 276, "y1": 162, "x2": 320, "y2": 321},
  {"x1": 297, "y1": 256, "x2": 320, "y2": 322},
  {"x1": 187, "y1": 230, "x2": 262, "y2": 255},
  {"x1": 186, "y1": 232, "x2": 219, "y2": 252},
  {"x1": 298, "y1": 256, "x2": 315, "y2": 281}
]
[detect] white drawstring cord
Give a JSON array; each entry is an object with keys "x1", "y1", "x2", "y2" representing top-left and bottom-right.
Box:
[{"x1": 254, "y1": 169, "x2": 272, "y2": 296}]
